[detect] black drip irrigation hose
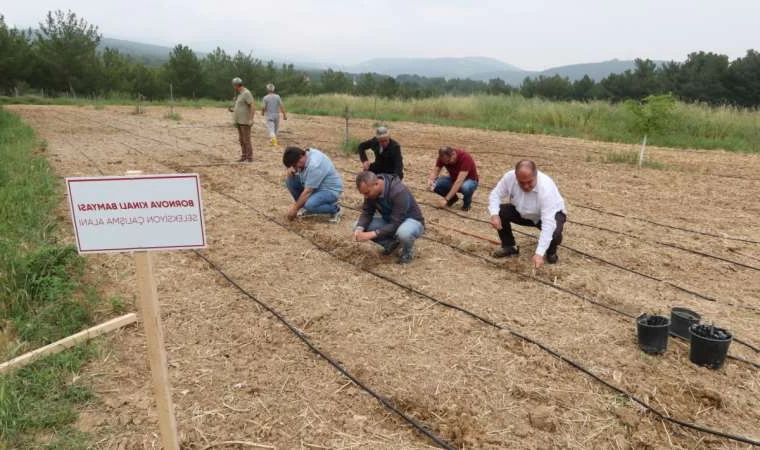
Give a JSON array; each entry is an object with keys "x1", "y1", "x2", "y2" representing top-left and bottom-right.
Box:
[
  {"x1": 192, "y1": 251, "x2": 456, "y2": 450},
  {"x1": 337, "y1": 168, "x2": 760, "y2": 307},
  {"x1": 414, "y1": 231, "x2": 760, "y2": 369},
  {"x1": 252, "y1": 170, "x2": 760, "y2": 361},
  {"x1": 574, "y1": 204, "x2": 760, "y2": 245},
  {"x1": 414, "y1": 197, "x2": 760, "y2": 314},
  {"x1": 65, "y1": 113, "x2": 760, "y2": 446},
  {"x1": 394, "y1": 164, "x2": 760, "y2": 246},
  {"x1": 62, "y1": 114, "x2": 760, "y2": 354},
  {"x1": 57, "y1": 128, "x2": 455, "y2": 450},
  {"x1": 400, "y1": 180, "x2": 760, "y2": 273},
  {"x1": 569, "y1": 220, "x2": 760, "y2": 272},
  {"x1": 208, "y1": 189, "x2": 760, "y2": 447}
]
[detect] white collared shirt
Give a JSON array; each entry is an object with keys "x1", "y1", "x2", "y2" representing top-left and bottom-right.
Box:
[{"x1": 488, "y1": 170, "x2": 567, "y2": 256}]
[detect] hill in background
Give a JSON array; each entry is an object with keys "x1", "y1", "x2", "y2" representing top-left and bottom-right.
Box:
[{"x1": 98, "y1": 37, "x2": 660, "y2": 84}]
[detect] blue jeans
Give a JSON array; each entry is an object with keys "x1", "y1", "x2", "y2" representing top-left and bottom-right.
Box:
[
  {"x1": 433, "y1": 176, "x2": 479, "y2": 208},
  {"x1": 286, "y1": 175, "x2": 340, "y2": 214},
  {"x1": 355, "y1": 217, "x2": 425, "y2": 252}
]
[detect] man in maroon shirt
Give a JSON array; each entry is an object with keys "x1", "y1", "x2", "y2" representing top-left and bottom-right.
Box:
[{"x1": 427, "y1": 147, "x2": 479, "y2": 211}]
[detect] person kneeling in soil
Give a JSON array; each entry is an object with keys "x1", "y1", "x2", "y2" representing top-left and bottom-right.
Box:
[
  {"x1": 488, "y1": 160, "x2": 567, "y2": 269},
  {"x1": 353, "y1": 171, "x2": 424, "y2": 264},
  {"x1": 427, "y1": 146, "x2": 479, "y2": 211},
  {"x1": 282, "y1": 146, "x2": 343, "y2": 224},
  {"x1": 357, "y1": 126, "x2": 404, "y2": 179}
]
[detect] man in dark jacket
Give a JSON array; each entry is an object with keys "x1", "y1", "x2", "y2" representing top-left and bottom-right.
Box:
[
  {"x1": 357, "y1": 126, "x2": 404, "y2": 179},
  {"x1": 353, "y1": 171, "x2": 424, "y2": 264}
]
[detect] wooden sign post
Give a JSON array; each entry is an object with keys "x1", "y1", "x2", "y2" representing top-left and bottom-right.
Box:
[
  {"x1": 66, "y1": 170, "x2": 206, "y2": 450},
  {"x1": 128, "y1": 169, "x2": 180, "y2": 450},
  {"x1": 135, "y1": 250, "x2": 179, "y2": 449}
]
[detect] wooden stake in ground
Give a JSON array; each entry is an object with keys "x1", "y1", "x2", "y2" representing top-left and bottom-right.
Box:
[
  {"x1": 126, "y1": 170, "x2": 180, "y2": 450},
  {"x1": 638, "y1": 134, "x2": 648, "y2": 167},
  {"x1": 343, "y1": 105, "x2": 350, "y2": 147},
  {"x1": 170, "y1": 83, "x2": 175, "y2": 115},
  {"x1": 0, "y1": 314, "x2": 137, "y2": 375}
]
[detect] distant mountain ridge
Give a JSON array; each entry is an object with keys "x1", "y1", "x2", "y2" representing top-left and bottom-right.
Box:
[
  {"x1": 345, "y1": 57, "x2": 522, "y2": 79},
  {"x1": 98, "y1": 37, "x2": 659, "y2": 84}
]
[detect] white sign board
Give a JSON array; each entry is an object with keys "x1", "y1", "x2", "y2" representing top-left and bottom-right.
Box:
[{"x1": 66, "y1": 174, "x2": 206, "y2": 253}]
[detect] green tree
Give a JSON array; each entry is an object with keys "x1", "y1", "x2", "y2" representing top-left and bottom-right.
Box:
[
  {"x1": 319, "y1": 69, "x2": 352, "y2": 93},
  {"x1": 0, "y1": 16, "x2": 34, "y2": 94},
  {"x1": 131, "y1": 63, "x2": 164, "y2": 99},
  {"x1": 532, "y1": 75, "x2": 573, "y2": 100},
  {"x1": 678, "y1": 52, "x2": 730, "y2": 104},
  {"x1": 727, "y1": 49, "x2": 760, "y2": 107},
  {"x1": 202, "y1": 47, "x2": 236, "y2": 99},
  {"x1": 101, "y1": 48, "x2": 133, "y2": 95},
  {"x1": 572, "y1": 75, "x2": 595, "y2": 101},
  {"x1": 275, "y1": 63, "x2": 309, "y2": 96},
  {"x1": 487, "y1": 78, "x2": 512, "y2": 95},
  {"x1": 377, "y1": 76, "x2": 398, "y2": 98},
  {"x1": 630, "y1": 58, "x2": 662, "y2": 98},
  {"x1": 230, "y1": 51, "x2": 265, "y2": 96},
  {"x1": 165, "y1": 44, "x2": 205, "y2": 98},
  {"x1": 34, "y1": 10, "x2": 101, "y2": 95},
  {"x1": 355, "y1": 73, "x2": 377, "y2": 96},
  {"x1": 625, "y1": 93, "x2": 675, "y2": 165}
]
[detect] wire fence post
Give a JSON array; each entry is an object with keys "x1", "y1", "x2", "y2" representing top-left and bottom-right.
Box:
[
  {"x1": 638, "y1": 134, "x2": 647, "y2": 167},
  {"x1": 169, "y1": 82, "x2": 175, "y2": 115},
  {"x1": 343, "y1": 105, "x2": 350, "y2": 147}
]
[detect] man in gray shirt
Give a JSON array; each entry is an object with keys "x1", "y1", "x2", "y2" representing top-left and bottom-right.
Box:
[{"x1": 262, "y1": 84, "x2": 287, "y2": 146}]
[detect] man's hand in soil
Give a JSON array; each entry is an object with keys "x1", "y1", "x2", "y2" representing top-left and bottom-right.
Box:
[
  {"x1": 286, "y1": 205, "x2": 299, "y2": 221},
  {"x1": 532, "y1": 254, "x2": 545, "y2": 269},
  {"x1": 355, "y1": 231, "x2": 377, "y2": 242},
  {"x1": 438, "y1": 197, "x2": 449, "y2": 208},
  {"x1": 490, "y1": 215, "x2": 502, "y2": 231}
]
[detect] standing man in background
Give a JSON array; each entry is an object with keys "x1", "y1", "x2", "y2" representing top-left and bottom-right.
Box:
[
  {"x1": 262, "y1": 84, "x2": 287, "y2": 146},
  {"x1": 427, "y1": 146, "x2": 479, "y2": 211},
  {"x1": 229, "y1": 77, "x2": 255, "y2": 163},
  {"x1": 357, "y1": 126, "x2": 404, "y2": 179},
  {"x1": 488, "y1": 160, "x2": 567, "y2": 269}
]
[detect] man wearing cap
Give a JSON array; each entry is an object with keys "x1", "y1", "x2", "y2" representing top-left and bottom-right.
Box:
[
  {"x1": 427, "y1": 146, "x2": 479, "y2": 211},
  {"x1": 262, "y1": 83, "x2": 287, "y2": 146},
  {"x1": 357, "y1": 126, "x2": 404, "y2": 179},
  {"x1": 228, "y1": 77, "x2": 255, "y2": 163},
  {"x1": 282, "y1": 146, "x2": 343, "y2": 224},
  {"x1": 488, "y1": 160, "x2": 567, "y2": 268},
  {"x1": 353, "y1": 171, "x2": 424, "y2": 264}
]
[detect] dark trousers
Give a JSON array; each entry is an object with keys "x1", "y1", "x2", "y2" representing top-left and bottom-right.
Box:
[
  {"x1": 236, "y1": 124, "x2": 253, "y2": 159},
  {"x1": 498, "y1": 204, "x2": 566, "y2": 255}
]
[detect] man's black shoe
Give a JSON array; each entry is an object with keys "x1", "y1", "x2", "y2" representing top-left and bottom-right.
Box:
[
  {"x1": 382, "y1": 240, "x2": 400, "y2": 256},
  {"x1": 493, "y1": 246, "x2": 519, "y2": 258}
]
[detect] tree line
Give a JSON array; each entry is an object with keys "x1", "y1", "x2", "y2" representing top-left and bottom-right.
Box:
[{"x1": 1, "y1": 11, "x2": 759, "y2": 107}]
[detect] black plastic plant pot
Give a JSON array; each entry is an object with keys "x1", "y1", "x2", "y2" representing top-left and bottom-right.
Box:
[
  {"x1": 670, "y1": 307, "x2": 701, "y2": 340},
  {"x1": 637, "y1": 314, "x2": 670, "y2": 355},
  {"x1": 689, "y1": 324, "x2": 733, "y2": 369}
]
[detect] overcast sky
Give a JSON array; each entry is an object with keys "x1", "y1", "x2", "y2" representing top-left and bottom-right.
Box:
[{"x1": 4, "y1": 0, "x2": 759, "y2": 70}]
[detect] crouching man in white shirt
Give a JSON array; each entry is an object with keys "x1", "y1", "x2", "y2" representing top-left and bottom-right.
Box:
[{"x1": 488, "y1": 160, "x2": 567, "y2": 269}]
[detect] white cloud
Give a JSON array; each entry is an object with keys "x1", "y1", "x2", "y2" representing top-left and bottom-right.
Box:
[{"x1": 3, "y1": 0, "x2": 759, "y2": 70}]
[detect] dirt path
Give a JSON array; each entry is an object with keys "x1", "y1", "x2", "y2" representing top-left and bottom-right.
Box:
[{"x1": 10, "y1": 105, "x2": 760, "y2": 449}]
